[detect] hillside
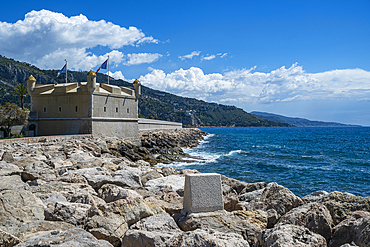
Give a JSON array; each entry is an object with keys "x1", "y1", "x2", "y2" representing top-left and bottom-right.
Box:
[
  {"x1": 0, "y1": 55, "x2": 289, "y2": 127},
  {"x1": 251, "y1": 111, "x2": 359, "y2": 127}
]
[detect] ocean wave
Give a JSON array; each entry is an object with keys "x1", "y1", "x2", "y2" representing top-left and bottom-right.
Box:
[{"x1": 226, "y1": 150, "x2": 243, "y2": 156}]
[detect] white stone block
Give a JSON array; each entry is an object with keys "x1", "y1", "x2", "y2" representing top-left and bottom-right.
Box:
[{"x1": 183, "y1": 173, "x2": 224, "y2": 213}]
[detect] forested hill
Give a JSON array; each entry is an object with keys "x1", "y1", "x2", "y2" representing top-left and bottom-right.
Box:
[
  {"x1": 0, "y1": 55, "x2": 290, "y2": 127},
  {"x1": 252, "y1": 111, "x2": 359, "y2": 127}
]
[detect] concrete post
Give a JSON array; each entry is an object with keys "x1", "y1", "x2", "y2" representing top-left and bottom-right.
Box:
[{"x1": 183, "y1": 173, "x2": 224, "y2": 213}]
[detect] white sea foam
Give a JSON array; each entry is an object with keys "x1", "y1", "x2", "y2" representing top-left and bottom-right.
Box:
[{"x1": 226, "y1": 150, "x2": 243, "y2": 156}]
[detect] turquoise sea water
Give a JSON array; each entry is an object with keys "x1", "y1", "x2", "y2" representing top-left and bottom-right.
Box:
[{"x1": 166, "y1": 127, "x2": 370, "y2": 197}]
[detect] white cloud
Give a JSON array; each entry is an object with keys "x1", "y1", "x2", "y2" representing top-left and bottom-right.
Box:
[
  {"x1": 107, "y1": 71, "x2": 126, "y2": 81},
  {"x1": 202, "y1": 55, "x2": 216, "y2": 61},
  {"x1": 124, "y1": 53, "x2": 162, "y2": 66},
  {"x1": 0, "y1": 9, "x2": 158, "y2": 70},
  {"x1": 138, "y1": 64, "x2": 370, "y2": 107},
  {"x1": 178, "y1": 51, "x2": 201, "y2": 60},
  {"x1": 220, "y1": 53, "x2": 227, "y2": 58}
]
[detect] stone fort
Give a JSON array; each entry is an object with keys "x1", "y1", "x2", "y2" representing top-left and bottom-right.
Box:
[{"x1": 26, "y1": 71, "x2": 181, "y2": 144}]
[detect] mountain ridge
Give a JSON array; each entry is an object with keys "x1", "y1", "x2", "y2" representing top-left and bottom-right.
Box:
[{"x1": 251, "y1": 111, "x2": 360, "y2": 127}]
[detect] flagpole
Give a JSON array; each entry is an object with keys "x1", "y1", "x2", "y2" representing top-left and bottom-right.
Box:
[
  {"x1": 65, "y1": 59, "x2": 67, "y2": 85},
  {"x1": 107, "y1": 55, "x2": 110, "y2": 85}
]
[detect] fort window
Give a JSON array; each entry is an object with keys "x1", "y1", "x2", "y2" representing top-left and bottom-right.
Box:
[
  {"x1": 116, "y1": 107, "x2": 118, "y2": 113},
  {"x1": 75, "y1": 106, "x2": 78, "y2": 112},
  {"x1": 127, "y1": 108, "x2": 129, "y2": 113},
  {"x1": 43, "y1": 107, "x2": 46, "y2": 113},
  {"x1": 104, "y1": 107, "x2": 106, "y2": 112},
  {"x1": 58, "y1": 106, "x2": 62, "y2": 112}
]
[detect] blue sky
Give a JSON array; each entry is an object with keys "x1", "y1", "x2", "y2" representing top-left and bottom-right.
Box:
[{"x1": 1, "y1": 0, "x2": 370, "y2": 125}]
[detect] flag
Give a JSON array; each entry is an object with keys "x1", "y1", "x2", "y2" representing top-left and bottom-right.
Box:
[
  {"x1": 96, "y1": 58, "x2": 108, "y2": 73},
  {"x1": 57, "y1": 64, "x2": 66, "y2": 77}
]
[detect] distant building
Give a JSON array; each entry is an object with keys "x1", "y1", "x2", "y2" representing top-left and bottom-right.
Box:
[{"x1": 26, "y1": 71, "x2": 142, "y2": 143}]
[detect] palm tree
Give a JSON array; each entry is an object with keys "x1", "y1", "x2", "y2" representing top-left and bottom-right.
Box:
[{"x1": 11, "y1": 83, "x2": 28, "y2": 109}]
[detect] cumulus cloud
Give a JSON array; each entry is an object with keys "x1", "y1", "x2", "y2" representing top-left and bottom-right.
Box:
[
  {"x1": 107, "y1": 71, "x2": 126, "y2": 80},
  {"x1": 202, "y1": 55, "x2": 216, "y2": 61},
  {"x1": 0, "y1": 9, "x2": 158, "y2": 70},
  {"x1": 124, "y1": 53, "x2": 162, "y2": 65},
  {"x1": 178, "y1": 51, "x2": 201, "y2": 60},
  {"x1": 138, "y1": 64, "x2": 370, "y2": 106}
]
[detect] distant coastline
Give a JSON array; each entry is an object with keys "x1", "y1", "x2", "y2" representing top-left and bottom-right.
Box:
[{"x1": 251, "y1": 111, "x2": 361, "y2": 127}]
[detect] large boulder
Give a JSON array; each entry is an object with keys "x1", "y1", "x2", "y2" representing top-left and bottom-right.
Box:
[
  {"x1": 320, "y1": 191, "x2": 370, "y2": 225},
  {"x1": 0, "y1": 162, "x2": 21, "y2": 176},
  {"x1": 99, "y1": 198, "x2": 157, "y2": 226},
  {"x1": 14, "y1": 228, "x2": 113, "y2": 247},
  {"x1": 27, "y1": 180, "x2": 98, "y2": 202},
  {"x1": 98, "y1": 184, "x2": 142, "y2": 203},
  {"x1": 44, "y1": 201, "x2": 99, "y2": 227},
  {"x1": 277, "y1": 202, "x2": 334, "y2": 242},
  {"x1": 122, "y1": 213, "x2": 181, "y2": 247},
  {"x1": 0, "y1": 189, "x2": 44, "y2": 223},
  {"x1": 303, "y1": 191, "x2": 329, "y2": 203},
  {"x1": 166, "y1": 229, "x2": 250, "y2": 247},
  {"x1": 174, "y1": 210, "x2": 267, "y2": 246},
  {"x1": 241, "y1": 182, "x2": 304, "y2": 227},
  {"x1": 86, "y1": 215, "x2": 128, "y2": 247},
  {"x1": 0, "y1": 175, "x2": 27, "y2": 191},
  {"x1": 255, "y1": 224, "x2": 327, "y2": 247},
  {"x1": 329, "y1": 211, "x2": 370, "y2": 247},
  {"x1": 21, "y1": 161, "x2": 57, "y2": 181},
  {"x1": 144, "y1": 175, "x2": 185, "y2": 194},
  {"x1": 0, "y1": 229, "x2": 21, "y2": 247},
  {"x1": 0, "y1": 220, "x2": 74, "y2": 241}
]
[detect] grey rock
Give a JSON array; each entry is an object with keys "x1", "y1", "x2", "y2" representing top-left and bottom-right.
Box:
[
  {"x1": 99, "y1": 198, "x2": 156, "y2": 226},
  {"x1": 2, "y1": 151, "x2": 15, "y2": 163},
  {"x1": 44, "y1": 201, "x2": 99, "y2": 227},
  {"x1": 22, "y1": 161, "x2": 57, "y2": 181},
  {"x1": 42, "y1": 193, "x2": 68, "y2": 206},
  {"x1": 303, "y1": 190, "x2": 329, "y2": 203},
  {"x1": 0, "y1": 220, "x2": 74, "y2": 241},
  {"x1": 320, "y1": 191, "x2": 370, "y2": 225},
  {"x1": 277, "y1": 202, "x2": 334, "y2": 242},
  {"x1": 239, "y1": 182, "x2": 267, "y2": 194},
  {"x1": 122, "y1": 213, "x2": 181, "y2": 247},
  {"x1": 14, "y1": 228, "x2": 113, "y2": 247},
  {"x1": 0, "y1": 175, "x2": 27, "y2": 191},
  {"x1": 329, "y1": 211, "x2": 370, "y2": 247},
  {"x1": 86, "y1": 215, "x2": 128, "y2": 247},
  {"x1": 0, "y1": 189, "x2": 44, "y2": 223},
  {"x1": 175, "y1": 210, "x2": 267, "y2": 246},
  {"x1": 160, "y1": 166, "x2": 178, "y2": 176},
  {"x1": 0, "y1": 162, "x2": 21, "y2": 176},
  {"x1": 144, "y1": 175, "x2": 185, "y2": 194},
  {"x1": 0, "y1": 229, "x2": 22, "y2": 247},
  {"x1": 98, "y1": 184, "x2": 142, "y2": 203},
  {"x1": 221, "y1": 175, "x2": 250, "y2": 194},
  {"x1": 11, "y1": 157, "x2": 39, "y2": 169},
  {"x1": 255, "y1": 224, "x2": 327, "y2": 247},
  {"x1": 242, "y1": 182, "x2": 304, "y2": 227},
  {"x1": 141, "y1": 170, "x2": 163, "y2": 185},
  {"x1": 223, "y1": 193, "x2": 239, "y2": 212},
  {"x1": 27, "y1": 180, "x2": 98, "y2": 202},
  {"x1": 165, "y1": 229, "x2": 250, "y2": 247},
  {"x1": 238, "y1": 188, "x2": 265, "y2": 202}
]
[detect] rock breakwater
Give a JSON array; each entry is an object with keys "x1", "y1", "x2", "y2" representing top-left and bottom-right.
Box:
[{"x1": 0, "y1": 128, "x2": 369, "y2": 246}]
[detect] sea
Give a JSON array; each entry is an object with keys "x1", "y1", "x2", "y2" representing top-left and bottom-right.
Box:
[{"x1": 159, "y1": 127, "x2": 370, "y2": 198}]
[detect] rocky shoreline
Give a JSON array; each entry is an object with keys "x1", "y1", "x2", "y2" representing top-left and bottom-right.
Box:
[{"x1": 0, "y1": 128, "x2": 369, "y2": 247}]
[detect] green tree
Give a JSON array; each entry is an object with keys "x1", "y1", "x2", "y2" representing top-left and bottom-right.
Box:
[
  {"x1": 148, "y1": 114, "x2": 154, "y2": 119},
  {"x1": 138, "y1": 114, "x2": 145, "y2": 118},
  {"x1": 11, "y1": 83, "x2": 28, "y2": 109},
  {"x1": 0, "y1": 103, "x2": 28, "y2": 137}
]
